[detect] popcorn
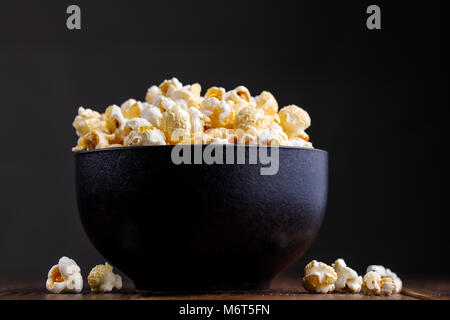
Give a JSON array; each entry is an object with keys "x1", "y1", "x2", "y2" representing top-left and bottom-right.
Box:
[
  {"x1": 161, "y1": 104, "x2": 192, "y2": 144},
  {"x1": 332, "y1": 259, "x2": 362, "y2": 293},
  {"x1": 72, "y1": 107, "x2": 103, "y2": 137},
  {"x1": 87, "y1": 263, "x2": 122, "y2": 293},
  {"x1": 278, "y1": 105, "x2": 311, "y2": 139},
  {"x1": 46, "y1": 256, "x2": 83, "y2": 294},
  {"x1": 159, "y1": 77, "x2": 183, "y2": 97},
  {"x1": 145, "y1": 85, "x2": 162, "y2": 105},
  {"x1": 380, "y1": 277, "x2": 396, "y2": 296},
  {"x1": 124, "y1": 125, "x2": 166, "y2": 146},
  {"x1": 120, "y1": 99, "x2": 143, "y2": 119},
  {"x1": 234, "y1": 106, "x2": 265, "y2": 132},
  {"x1": 255, "y1": 91, "x2": 278, "y2": 117},
  {"x1": 258, "y1": 122, "x2": 289, "y2": 146},
  {"x1": 361, "y1": 271, "x2": 382, "y2": 295},
  {"x1": 205, "y1": 86, "x2": 226, "y2": 100},
  {"x1": 366, "y1": 265, "x2": 402, "y2": 293},
  {"x1": 224, "y1": 86, "x2": 251, "y2": 104},
  {"x1": 200, "y1": 97, "x2": 235, "y2": 128},
  {"x1": 203, "y1": 128, "x2": 235, "y2": 144},
  {"x1": 72, "y1": 129, "x2": 114, "y2": 151},
  {"x1": 72, "y1": 78, "x2": 315, "y2": 150},
  {"x1": 302, "y1": 260, "x2": 338, "y2": 293},
  {"x1": 141, "y1": 104, "x2": 163, "y2": 129}
]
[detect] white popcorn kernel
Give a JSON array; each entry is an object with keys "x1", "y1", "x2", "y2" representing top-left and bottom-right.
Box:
[
  {"x1": 141, "y1": 104, "x2": 163, "y2": 129},
  {"x1": 332, "y1": 259, "x2": 362, "y2": 293},
  {"x1": 302, "y1": 260, "x2": 337, "y2": 293},
  {"x1": 120, "y1": 99, "x2": 144, "y2": 119},
  {"x1": 362, "y1": 271, "x2": 382, "y2": 295},
  {"x1": 380, "y1": 277, "x2": 396, "y2": 296},
  {"x1": 145, "y1": 85, "x2": 162, "y2": 105},
  {"x1": 46, "y1": 256, "x2": 83, "y2": 294},
  {"x1": 278, "y1": 105, "x2": 311, "y2": 139},
  {"x1": 72, "y1": 107, "x2": 103, "y2": 137},
  {"x1": 88, "y1": 263, "x2": 122, "y2": 293},
  {"x1": 366, "y1": 265, "x2": 402, "y2": 293}
]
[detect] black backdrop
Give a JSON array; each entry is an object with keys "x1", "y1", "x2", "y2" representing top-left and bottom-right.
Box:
[{"x1": 0, "y1": 0, "x2": 448, "y2": 280}]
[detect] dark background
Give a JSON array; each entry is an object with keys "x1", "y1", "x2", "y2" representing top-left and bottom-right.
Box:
[{"x1": 0, "y1": 0, "x2": 448, "y2": 281}]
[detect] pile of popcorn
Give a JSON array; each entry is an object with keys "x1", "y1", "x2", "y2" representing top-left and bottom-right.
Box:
[
  {"x1": 302, "y1": 259, "x2": 403, "y2": 296},
  {"x1": 72, "y1": 78, "x2": 313, "y2": 151},
  {"x1": 46, "y1": 256, "x2": 122, "y2": 293}
]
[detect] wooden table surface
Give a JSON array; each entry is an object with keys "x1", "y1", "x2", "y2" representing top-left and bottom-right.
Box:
[{"x1": 1, "y1": 275, "x2": 449, "y2": 300}]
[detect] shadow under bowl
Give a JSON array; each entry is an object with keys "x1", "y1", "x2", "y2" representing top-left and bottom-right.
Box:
[{"x1": 75, "y1": 145, "x2": 328, "y2": 292}]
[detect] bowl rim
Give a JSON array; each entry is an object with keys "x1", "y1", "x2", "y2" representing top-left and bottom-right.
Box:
[{"x1": 74, "y1": 144, "x2": 328, "y2": 156}]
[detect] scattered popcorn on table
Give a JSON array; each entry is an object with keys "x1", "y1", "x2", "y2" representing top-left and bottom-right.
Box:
[
  {"x1": 72, "y1": 78, "x2": 314, "y2": 151},
  {"x1": 380, "y1": 277, "x2": 396, "y2": 296},
  {"x1": 361, "y1": 271, "x2": 382, "y2": 295},
  {"x1": 88, "y1": 263, "x2": 123, "y2": 293},
  {"x1": 332, "y1": 259, "x2": 363, "y2": 293},
  {"x1": 46, "y1": 256, "x2": 83, "y2": 294},
  {"x1": 302, "y1": 260, "x2": 338, "y2": 293},
  {"x1": 366, "y1": 265, "x2": 402, "y2": 293}
]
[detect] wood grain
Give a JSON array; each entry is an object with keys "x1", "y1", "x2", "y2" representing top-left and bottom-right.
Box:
[{"x1": 0, "y1": 276, "x2": 448, "y2": 300}]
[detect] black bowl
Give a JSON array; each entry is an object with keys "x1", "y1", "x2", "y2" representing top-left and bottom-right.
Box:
[{"x1": 75, "y1": 145, "x2": 328, "y2": 292}]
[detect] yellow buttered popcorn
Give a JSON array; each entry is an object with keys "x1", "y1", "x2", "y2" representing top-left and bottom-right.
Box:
[
  {"x1": 73, "y1": 107, "x2": 104, "y2": 137},
  {"x1": 72, "y1": 78, "x2": 315, "y2": 151},
  {"x1": 224, "y1": 86, "x2": 251, "y2": 104},
  {"x1": 72, "y1": 129, "x2": 114, "y2": 151},
  {"x1": 145, "y1": 85, "x2": 162, "y2": 105},
  {"x1": 161, "y1": 104, "x2": 192, "y2": 144},
  {"x1": 302, "y1": 260, "x2": 338, "y2": 293},
  {"x1": 200, "y1": 97, "x2": 235, "y2": 129},
  {"x1": 205, "y1": 86, "x2": 226, "y2": 100},
  {"x1": 279, "y1": 105, "x2": 311, "y2": 140},
  {"x1": 120, "y1": 99, "x2": 144, "y2": 119},
  {"x1": 88, "y1": 263, "x2": 122, "y2": 293},
  {"x1": 159, "y1": 77, "x2": 183, "y2": 97},
  {"x1": 234, "y1": 106, "x2": 265, "y2": 132}
]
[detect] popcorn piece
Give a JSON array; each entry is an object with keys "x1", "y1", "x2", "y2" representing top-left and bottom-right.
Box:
[
  {"x1": 145, "y1": 85, "x2": 162, "y2": 105},
  {"x1": 367, "y1": 265, "x2": 402, "y2": 293},
  {"x1": 46, "y1": 256, "x2": 83, "y2": 294},
  {"x1": 72, "y1": 107, "x2": 103, "y2": 137},
  {"x1": 187, "y1": 83, "x2": 202, "y2": 97},
  {"x1": 200, "y1": 97, "x2": 235, "y2": 128},
  {"x1": 141, "y1": 104, "x2": 163, "y2": 129},
  {"x1": 88, "y1": 263, "x2": 122, "y2": 293},
  {"x1": 72, "y1": 129, "x2": 114, "y2": 151},
  {"x1": 257, "y1": 122, "x2": 289, "y2": 146},
  {"x1": 203, "y1": 128, "x2": 235, "y2": 144},
  {"x1": 205, "y1": 86, "x2": 226, "y2": 100},
  {"x1": 124, "y1": 125, "x2": 166, "y2": 146},
  {"x1": 161, "y1": 104, "x2": 192, "y2": 144},
  {"x1": 278, "y1": 105, "x2": 311, "y2": 139},
  {"x1": 255, "y1": 91, "x2": 278, "y2": 117},
  {"x1": 302, "y1": 260, "x2": 338, "y2": 293},
  {"x1": 120, "y1": 99, "x2": 144, "y2": 119},
  {"x1": 224, "y1": 86, "x2": 251, "y2": 104},
  {"x1": 380, "y1": 277, "x2": 396, "y2": 296},
  {"x1": 361, "y1": 271, "x2": 382, "y2": 295},
  {"x1": 234, "y1": 106, "x2": 265, "y2": 132},
  {"x1": 332, "y1": 259, "x2": 363, "y2": 293},
  {"x1": 159, "y1": 77, "x2": 183, "y2": 96}
]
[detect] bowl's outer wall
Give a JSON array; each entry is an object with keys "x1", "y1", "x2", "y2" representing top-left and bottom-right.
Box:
[{"x1": 75, "y1": 146, "x2": 328, "y2": 291}]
